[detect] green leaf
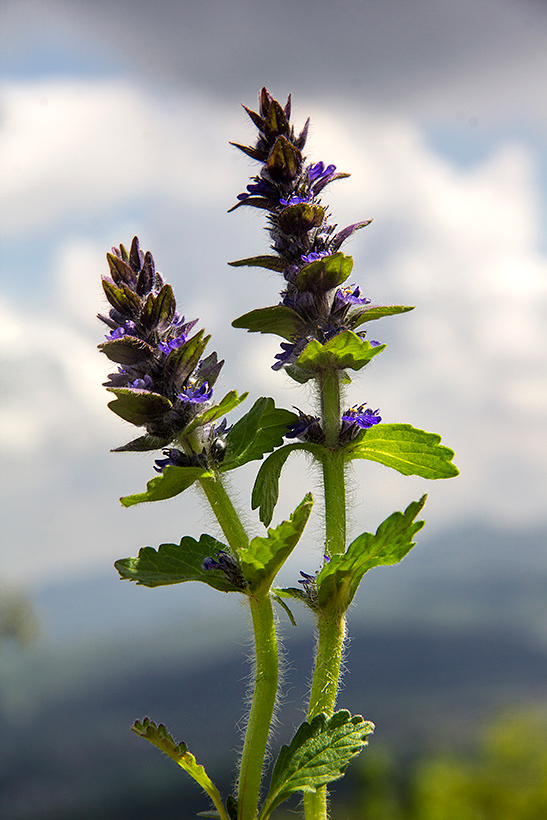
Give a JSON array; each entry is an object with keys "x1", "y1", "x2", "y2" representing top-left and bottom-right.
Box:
[
  {"x1": 350, "y1": 304, "x2": 415, "y2": 327},
  {"x1": 271, "y1": 592, "x2": 298, "y2": 626},
  {"x1": 164, "y1": 329, "x2": 210, "y2": 389},
  {"x1": 231, "y1": 305, "x2": 305, "y2": 341},
  {"x1": 98, "y1": 336, "x2": 155, "y2": 365},
  {"x1": 120, "y1": 465, "x2": 209, "y2": 507},
  {"x1": 106, "y1": 388, "x2": 172, "y2": 426},
  {"x1": 277, "y1": 202, "x2": 325, "y2": 234},
  {"x1": 102, "y1": 277, "x2": 141, "y2": 317},
  {"x1": 295, "y1": 332, "x2": 386, "y2": 374},
  {"x1": 258, "y1": 710, "x2": 374, "y2": 819},
  {"x1": 345, "y1": 423, "x2": 459, "y2": 479},
  {"x1": 115, "y1": 533, "x2": 240, "y2": 592},
  {"x1": 267, "y1": 135, "x2": 302, "y2": 184},
  {"x1": 141, "y1": 283, "x2": 176, "y2": 331},
  {"x1": 251, "y1": 442, "x2": 321, "y2": 526},
  {"x1": 112, "y1": 433, "x2": 170, "y2": 453},
  {"x1": 239, "y1": 495, "x2": 313, "y2": 593},
  {"x1": 132, "y1": 719, "x2": 229, "y2": 820},
  {"x1": 295, "y1": 253, "x2": 353, "y2": 293},
  {"x1": 184, "y1": 390, "x2": 249, "y2": 434},
  {"x1": 317, "y1": 496, "x2": 426, "y2": 610},
  {"x1": 222, "y1": 398, "x2": 298, "y2": 472},
  {"x1": 228, "y1": 255, "x2": 286, "y2": 272}
]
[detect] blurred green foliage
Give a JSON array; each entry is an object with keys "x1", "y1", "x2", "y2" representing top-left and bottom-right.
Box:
[{"x1": 273, "y1": 708, "x2": 547, "y2": 820}]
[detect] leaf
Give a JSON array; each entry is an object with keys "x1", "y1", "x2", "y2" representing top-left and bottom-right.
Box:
[
  {"x1": 345, "y1": 423, "x2": 459, "y2": 479},
  {"x1": 350, "y1": 304, "x2": 415, "y2": 327},
  {"x1": 317, "y1": 496, "x2": 426, "y2": 610},
  {"x1": 239, "y1": 495, "x2": 313, "y2": 593},
  {"x1": 251, "y1": 442, "x2": 320, "y2": 526},
  {"x1": 295, "y1": 253, "x2": 353, "y2": 293},
  {"x1": 106, "y1": 388, "x2": 172, "y2": 426},
  {"x1": 164, "y1": 329, "x2": 210, "y2": 390},
  {"x1": 258, "y1": 711, "x2": 374, "y2": 819},
  {"x1": 141, "y1": 283, "x2": 176, "y2": 332},
  {"x1": 277, "y1": 203, "x2": 325, "y2": 234},
  {"x1": 120, "y1": 465, "x2": 209, "y2": 507},
  {"x1": 231, "y1": 306, "x2": 305, "y2": 341},
  {"x1": 132, "y1": 719, "x2": 229, "y2": 820},
  {"x1": 115, "y1": 533, "x2": 240, "y2": 592},
  {"x1": 228, "y1": 255, "x2": 286, "y2": 272},
  {"x1": 222, "y1": 398, "x2": 298, "y2": 472},
  {"x1": 184, "y1": 390, "x2": 249, "y2": 434},
  {"x1": 98, "y1": 336, "x2": 155, "y2": 365},
  {"x1": 329, "y1": 220, "x2": 373, "y2": 252},
  {"x1": 267, "y1": 135, "x2": 302, "y2": 184},
  {"x1": 112, "y1": 433, "x2": 170, "y2": 453},
  {"x1": 102, "y1": 277, "x2": 141, "y2": 317},
  {"x1": 295, "y1": 332, "x2": 385, "y2": 374}
]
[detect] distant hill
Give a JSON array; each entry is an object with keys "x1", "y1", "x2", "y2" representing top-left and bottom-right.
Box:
[{"x1": 1, "y1": 519, "x2": 546, "y2": 819}]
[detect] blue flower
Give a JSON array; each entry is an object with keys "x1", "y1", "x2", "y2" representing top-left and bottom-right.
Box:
[
  {"x1": 178, "y1": 382, "x2": 213, "y2": 404},
  {"x1": 286, "y1": 410, "x2": 325, "y2": 443},
  {"x1": 279, "y1": 193, "x2": 312, "y2": 206},
  {"x1": 202, "y1": 550, "x2": 246, "y2": 589},
  {"x1": 308, "y1": 161, "x2": 336, "y2": 182},
  {"x1": 333, "y1": 285, "x2": 371, "y2": 307},
  {"x1": 342, "y1": 404, "x2": 381, "y2": 428}
]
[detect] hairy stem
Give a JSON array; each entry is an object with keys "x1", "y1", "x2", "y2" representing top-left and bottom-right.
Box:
[
  {"x1": 304, "y1": 369, "x2": 348, "y2": 820},
  {"x1": 199, "y1": 471, "x2": 250, "y2": 554},
  {"x1": 198, "y1": 471, "x2": 278, "y2": 820},
  {"x1": 238, "y1": 593, "x2": 279, "y2": 820}
]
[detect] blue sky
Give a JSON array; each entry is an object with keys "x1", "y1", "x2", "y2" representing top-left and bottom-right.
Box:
[{"x1": 1, "y1": 0, "x2": 546, "y2": 587}]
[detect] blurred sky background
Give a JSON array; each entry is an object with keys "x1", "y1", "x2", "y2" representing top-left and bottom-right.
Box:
[{"x1": 1, "y1": 0, "x2": 546, "y2": 590}]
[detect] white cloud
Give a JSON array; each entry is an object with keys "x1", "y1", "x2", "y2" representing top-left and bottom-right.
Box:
[
  {"x1": 0, "y1": 78, "x2": 242, "y2": 234},
  {"x1": 0, "y1": 77, "x2": 546, "y2": 583}
]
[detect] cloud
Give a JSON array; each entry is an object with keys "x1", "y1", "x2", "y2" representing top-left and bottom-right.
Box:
[{"x1": 0, "y1": 76, "x2": 546, "y2": 585}]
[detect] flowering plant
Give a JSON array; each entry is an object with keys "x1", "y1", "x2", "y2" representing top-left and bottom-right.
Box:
[{"x1": 98, "y1": 88, "x2": 458, "y2": 820}]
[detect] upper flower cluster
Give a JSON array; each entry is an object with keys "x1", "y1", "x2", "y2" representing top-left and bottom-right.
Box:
[
  {"x1": 230, "y1": 88, "x2": 382, "y2": 374},
  {"x1": 98, "y1": 237, "x2": 228, "y2": 467}
]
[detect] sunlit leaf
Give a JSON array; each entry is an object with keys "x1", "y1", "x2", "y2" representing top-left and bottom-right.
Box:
[
  {"x1": 345, "y1": 423, "x2": 459, "y2": 479},
  {"x1": 317, "y1": 496, "x2": 426, "y2": 610},
  {"x1": 258, "y1": 711, "x2": 374, "y2": 819},
  {"x1": 239, "y1": 495, "x2": 313, "y2": 593}
]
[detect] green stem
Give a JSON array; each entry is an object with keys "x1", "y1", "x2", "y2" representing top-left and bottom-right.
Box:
[
  {"x1": 304, "y1": 607, "x2": 346, "y2": 820},
  {"x1": 237, "y1": 593, "x2": 279, "y2": 820},
  {"x1": 304, "y1": 369, "x2": 348, "y2": 820},
  {"x1": 199, "y1": 471, "x2": 250, "y2": 554},
  {"x1": 198, "y1": 471, "x2": 278, "y2": 820}
]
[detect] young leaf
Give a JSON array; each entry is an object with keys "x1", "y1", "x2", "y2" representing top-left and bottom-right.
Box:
[
  {"x1": 111, "y1": 433, "x2": 171, "y2": 453},
  {"x1": 228, "y1": 255, "x2": 286, "y2": 272},
  {"x1": 251, "y1": 442, "x2": 322, "y2": 526},
  {"x1": 345, "y1": 423, "x2": 459, "y2": 479},
  {"x1": 184, "y1": 390, "x2": 249, "y2": 434},
  {"x1": 295, "y1": 252, "x2": 353, "y2": 293},
  {"x1": 258, "y1": 710, "x2": 374, "y2": 819},
  {"x1": 98, "y1": 336, "x2": 155, "y2": 365},
  {"x1": 120, "y1": 465, "x2": 209, "y2": 507},
  {"x1": 295, "y1": 332, "x2": 386, "y2": 374},
  {"x1": 132, "y1": 719, "x2": 229, "y2": 820},
  {"x1": 239, "y1": 495, "x2": 313, "y2": 593},
  {"x1": 106, "y1": 388, "x2": 172, "y2": 426},
  {"x1": 232, "y1": 305, "x2": 305, "y2": 341},
  {"x1": 222, "y1": 398, "x2": 298, "y2": 471},
  {"x1": 350, "y1": 304, "x2": 414, "y2": 328},
  {"x1": 317, "y1": 496, "x2": 426, "y2": 610},
  {"x1": 115, "y1": 533, "x2": 241, "y2": 592},
  {"x1": 164, "y1": 329, "x2": 210, "y2": 389}
]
